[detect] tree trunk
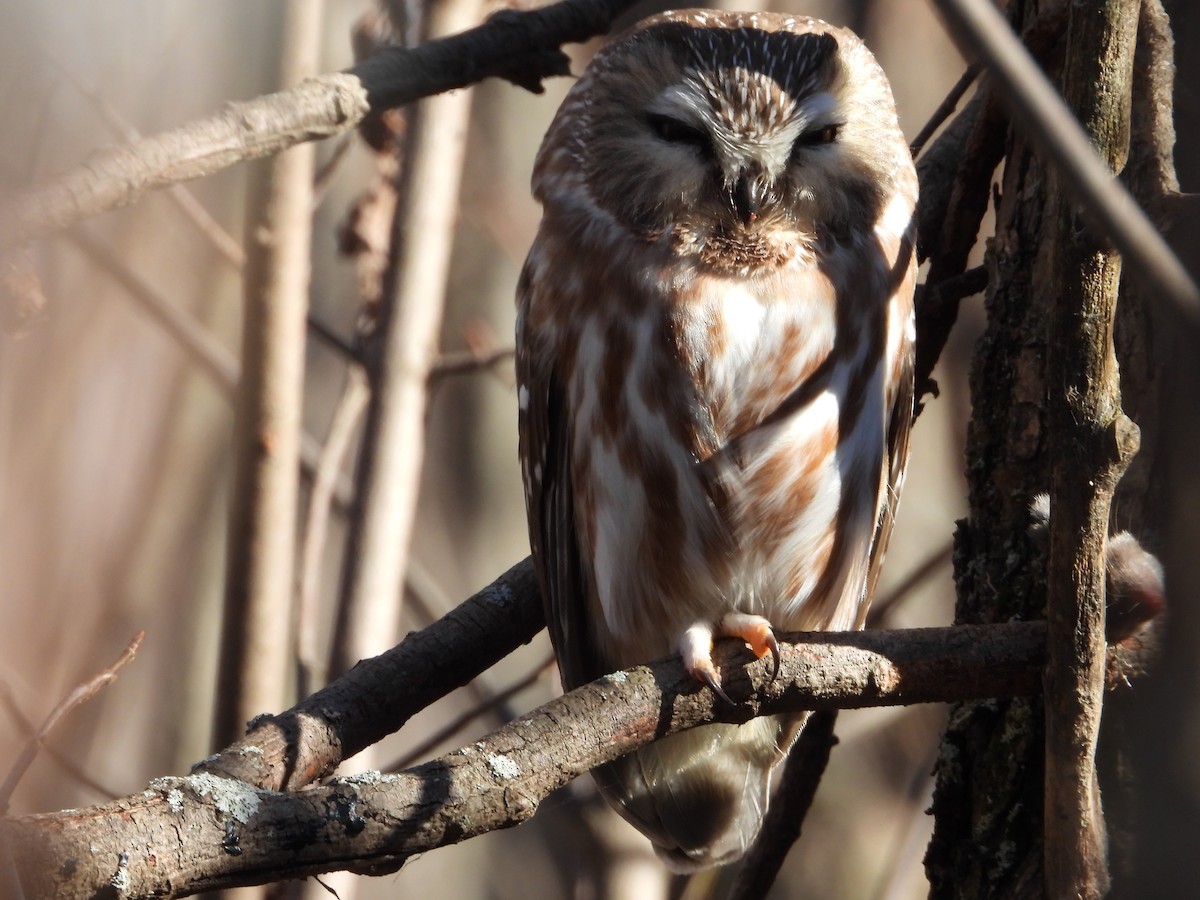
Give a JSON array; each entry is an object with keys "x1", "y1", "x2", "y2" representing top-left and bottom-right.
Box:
[{"x1": 927, "y1": 1, "x2": 1179, "y2": 896}]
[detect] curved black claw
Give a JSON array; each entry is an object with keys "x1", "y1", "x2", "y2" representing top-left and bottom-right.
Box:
[
  {"x1": 700, "y1": 668, "x2": 736, "y2": 706},
  {"x1": 765, "y1": 632, "x2": 781, "y2": 682}
]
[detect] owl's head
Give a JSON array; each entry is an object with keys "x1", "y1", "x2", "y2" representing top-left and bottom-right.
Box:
[{"x1": 536, "y1": 10, "x2": 912, "y2": 251}]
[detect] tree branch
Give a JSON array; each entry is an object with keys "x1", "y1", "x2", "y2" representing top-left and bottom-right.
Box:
[
  {"x1": 5, "y1": 622, "x2": 1061, "y2": 899},
  {"x1": 929, "y1": 0, "x2": 1200, "y2": 323},
  {"x1": 194, "y1": 557, "x2": 543, "y2": 791},
  {"x1": 0, "y1": 0, "x2": 642, "y2": 248},
  {"x1": 1043, "y1": 3, "x2": 1141, "y2": 896}
]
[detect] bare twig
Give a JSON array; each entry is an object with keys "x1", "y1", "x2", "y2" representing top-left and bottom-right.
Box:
[
  {"x1": 58, "y1": 223, "x2": 358, "y2": 519},
  {"x1": 215, "y1": 0, "x2": 324, "y2": 746},
  {"x1": 868, "y1": 735, "x2": 940, "y2": 900},
  {"x1": 66, "y1": 228, "x2": 239, "y2": 391},
  {"x1": 384, "y1": 655, "x2": 554, "y2": 772},
  {"x1": 0, "y1": 0, "x2": 643, "y2": 247},
  {"x1": 909, "y1": 64, "x2": 981, "y2": 159},
  {"x1": 929, "y1": 0, "x2": 1200, "y2": 324},
  {"x1": 0, "y1": 632, "x2": 143, "y2": 815},
  {"x1": 914, "y1": 81, "x2": 1006, "y2": 404},
  {"x1": 868, "y1": 542, "x2": 955, "y2": 627},
  {"x1": 306, "y1": 312, "x2": 362, "y2": 364},
  {"x1": 0, "y1": 685, "x2": 123, "y2": 801},
  {"x1": 296, "y1": 364, "x2": 371, "y2": 698},
  {"x1": 428, "y1": 344, "x2": 515, "y2": 380}
]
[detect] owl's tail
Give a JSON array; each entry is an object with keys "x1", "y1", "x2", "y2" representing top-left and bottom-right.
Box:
[{"x1": 591, "y1": 714, "x2": 802, "y2": 871}]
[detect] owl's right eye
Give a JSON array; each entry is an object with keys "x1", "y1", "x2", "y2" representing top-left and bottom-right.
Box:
[{"x1": 647, "y1": 114, "x2": 712, "y2": 154}]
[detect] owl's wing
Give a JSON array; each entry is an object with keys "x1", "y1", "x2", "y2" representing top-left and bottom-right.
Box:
[
  {"x1": 862, "y1": 320, "x2": 916, "y2": 619},
  {"x1": 516, "y1": 290, "x2": 603, "y2": 689}
]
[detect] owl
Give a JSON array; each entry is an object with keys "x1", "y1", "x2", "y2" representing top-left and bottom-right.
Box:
[{"x1": 516, "y1": 9, "x2": 917, "y2": 870}]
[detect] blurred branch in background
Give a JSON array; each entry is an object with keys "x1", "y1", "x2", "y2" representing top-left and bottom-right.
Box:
[
  {"x1": 0, "y1": 631, "x2": 143, "y2": 815},
  {"x1": 330, "y1": 0, "x2": 480, "y2": 679},
  {"x1": 42, "y1": 49, "x2": 247, "y2": 269},
  {"x1": 0, "y1": 0, "x2": 645, "y2": 247},
  {"x1": 0, "y1": 686, "x2": 123, "y2": 801},
  {"x1": 296, "y1": 364, "x2": 370, "y2": 699},
  {"x1": 214, "y1": 0, "x2": 324, "y2": 748}
]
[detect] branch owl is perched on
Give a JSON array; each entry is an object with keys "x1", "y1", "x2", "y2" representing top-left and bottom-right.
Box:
[{"x1": 516, "y1": 9, "x2": 917, "y2": 870}]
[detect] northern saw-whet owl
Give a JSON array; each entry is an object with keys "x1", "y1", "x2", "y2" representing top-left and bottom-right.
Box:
[{"x1": 516, "y1": 9, "x2": 917, "y2": 870}]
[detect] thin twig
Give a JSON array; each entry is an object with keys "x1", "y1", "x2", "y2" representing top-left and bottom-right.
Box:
[
  {"x1": 296, "y1": 364, "x2": 371, "y2": 698},
  {"x1": 0, "y1": 631, "x2": 143, "y2": 815},
  {"x1": 428, "y1": 345, "x2": 515, "y2": 380},
  {"x1": 384, "y1": 655, "x2": 554, "y2": 771},
  {"x1": 0, "y1": 684, "x2": 123, "y2": 800},
  {"x1": 59, "y1": 223, "x2": 359, "y2": 518},
  {"x1": 306, "y1": 312, "x2": 362, "y2": 365},
  {"x1": 66, "y1": 227, "x2": 239, "y2": 391},
  {"x1": 868, "y1": 542, "x2": 955, "y2": 627},
  {"x1": 868, "y1": 734, "x2": 940, "y2": 900},
  {"x1": 909, "y1": 64, "x2": 981, "y2": 159}
]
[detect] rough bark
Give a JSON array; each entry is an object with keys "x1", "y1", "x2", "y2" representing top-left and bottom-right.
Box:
[
  {"x1": 1043, "y1": 3, "x2": 1140, "y2": 897},
  {"x1": 927, "y1": 1, "x2": 1176, "y2": 896},
  {"x1": 3, "y1": 621, "x2": 1094, "y2": 899},
  {"x1": 197, "y1": 558, "x2": 543, "y2": 791}
]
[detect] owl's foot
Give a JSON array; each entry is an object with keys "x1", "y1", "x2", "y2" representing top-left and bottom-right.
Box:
[
  {"x1": 719, "y1": 612, "x2": 782, "y2": 682},
  {"x1": 679, "y1": 614, "x2": 781, "y2": 704}
]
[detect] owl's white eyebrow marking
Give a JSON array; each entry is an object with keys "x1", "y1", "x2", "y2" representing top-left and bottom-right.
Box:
[{"x1": 797, "y1": 92, "x2": 838, "y2": 128}]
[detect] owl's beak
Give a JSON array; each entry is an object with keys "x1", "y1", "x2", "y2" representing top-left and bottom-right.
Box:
[{"x1": 731, "y1": 167, "x2": 770, "y2": 227}]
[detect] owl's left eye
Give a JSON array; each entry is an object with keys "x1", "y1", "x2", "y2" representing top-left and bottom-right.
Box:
[
  {"x1": 796, "y1": 124, "x2": 841, "y2": 148},
  {"x1": 647, "y1": 114, "x2": 713, "y2": 155}
]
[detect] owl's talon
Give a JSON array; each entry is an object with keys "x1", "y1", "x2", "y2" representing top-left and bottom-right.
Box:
[
  {"x1": 765, "y1": 633, "x2": 781, "y2": 682},
  {"x1": 679, "y1": 623, "x2": 736, "y2": 703},
  {"x1": 699, "y1": 667, "x2": 736, "y2": 706}
]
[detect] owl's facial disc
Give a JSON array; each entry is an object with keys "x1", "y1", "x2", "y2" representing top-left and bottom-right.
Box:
[{"x1": 647, "y1": 79, "x2": 844, "y2": 231}]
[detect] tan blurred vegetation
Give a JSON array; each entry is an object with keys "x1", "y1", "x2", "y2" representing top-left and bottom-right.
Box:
[{"x1": 0, "y1": 1, "x2": 973, "y2": 897}]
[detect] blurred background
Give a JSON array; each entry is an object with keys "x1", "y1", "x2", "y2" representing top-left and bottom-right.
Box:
[{"x1": 0, "y1": 1, "x2": 978, "y2": 897}]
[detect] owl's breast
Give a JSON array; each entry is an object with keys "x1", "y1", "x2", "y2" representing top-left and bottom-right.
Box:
[{"x1": 564, "y1": 247, "x2": 882, "y2": 666}]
